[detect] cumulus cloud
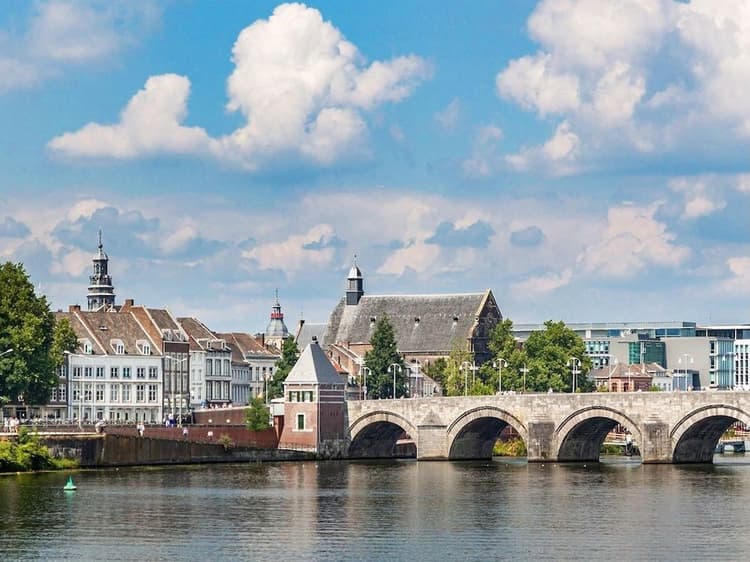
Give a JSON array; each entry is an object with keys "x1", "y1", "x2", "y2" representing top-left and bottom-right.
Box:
[
  {"x1": 376, "y1": 240, "x2": 441, "y2": 276},
  {"x1": 506, "y1": 121, "x2": 580, "y2": 175},
  {"x1": 49, "y1": 74, "x2": 212, "y2": 158},
  {"x1": 510, "y1": 225, "x2": 545, "y2": 247},
  {"x1": 425, "y1": 220, "x2": 494, "y2": 248},
  {"x1": 493, "y1": 0, "x2": 750, "y2": 175},
  {"x1": 668, "y1": 176, "x2": 726, "y2": 219},
  {"x1": 720, "y1": 256, "x2": 750, "y2": 294},
  {"x1": 578, "y1": 201, "x2": 690, "y2": 277},
  {"x1": 511, "y1": 268, "x2": 573, "y2": 296},
  {"x1": 242, "y1": 224, "x2": 342, "y2": 273},
  {"x1": 0, "y1": 1, "x2": 159, "y2": 93},
  {"x1": 49, "y1": 3, "x2": 431, "y2": 170},
  {"x1": 462, "y1": 124, "x2": 504, "y2": 178}
]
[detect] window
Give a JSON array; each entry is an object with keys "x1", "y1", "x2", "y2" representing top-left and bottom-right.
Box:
[
  {"x1": 224, "y1": 359, "x2": 230, "y2": 376},
  {"x1": 95, "y1": 384, "x2": 104, "y2": 401},
  {"x1": 296, "y1": 413, "x2": 305, "y2": 431},
  {"x1": 136, "y1": 384, "x2": 145, "y2": 402},
  {"x1": 51, "y1": 387, "x2": 59, "y2": 401},
  {"x1": 72, "y1": 384, "x2": 80, "y2": 402},
  {"x1": 148, "y1": 367, "x2": 158, "y2": 379},
  {"x1": 111, "y1": 366, "x2": 119, "y2": 378},
  {"x1": 136, "y1": 367, "x2": 145, "y2": 379},
  {"x1": 111, "y1": 385, "x2": 119, "y2": 402},
  {"x1": 148, "y1": 384, "x2": 157, "y2": 402},
  {"x1": 96, "y1": 366, "x2": 105, "y2": 378},
  {"x1": 123, "y1": 367, "x2": 131, "y2": 379},
  {"x1": 207, "y1": 360, "x2": 213, "y2": 376},
  {"x1": 59, "y1": 385, "x2": 67, "y2": 401},
  {"x1": 84, "y1": 384, "x2": 92, "y2": 401},
  {"x1": 73, "y1": 366, "x2": 82, "y2": 378},
  {"x1": 123, "y1": 385, "x2": 131, "y2": 402},
  {"x1": 84, "y1": 366, "x2": 93, "y2": 378}
]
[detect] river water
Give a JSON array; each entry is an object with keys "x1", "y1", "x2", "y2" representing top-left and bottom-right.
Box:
[{"x1": 2, "y1": 457, "x2": 750, "y2": 561}]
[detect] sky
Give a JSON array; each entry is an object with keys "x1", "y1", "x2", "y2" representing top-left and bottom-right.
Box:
[{"x1": 0, "y1": 0, "x2": 748, "y2": 333}]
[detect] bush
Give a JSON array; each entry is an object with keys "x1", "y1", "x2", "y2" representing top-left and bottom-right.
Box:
[
  {"x1": 0, "y1": 428, "x2": 78, "y2": 472},
  {"x1": 218, "y1": 434, "x2": 234, "y2": 452},
  {"x1": 493, "y1": 438, "x2": 527, "y2": 457}
]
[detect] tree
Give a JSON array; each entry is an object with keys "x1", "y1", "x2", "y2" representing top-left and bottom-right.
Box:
[
  {"x1": 363, "y1": 316, "x2": 405, "y2": 398},
  {"x1": 423, "y1": 358, "x2": 447, "y2": 395},
  {"x1": 51, "y1": 318, "x2": 77, "y2": 370},
  {"x1": 245, "y1": 396, "x2": 271, "y2": 431},
  {"x1": 268, "y1": 337, "x2": 299, "y2": 399},
  {"x1": 443, "y1": 341, "x2": 473, "y2": 396},
  {"x1": 0, "y1": 262, "x2": 57, "y2": 406},
  {"x1": 522, "y1": 320, "x2": 594, "y2": 393}
]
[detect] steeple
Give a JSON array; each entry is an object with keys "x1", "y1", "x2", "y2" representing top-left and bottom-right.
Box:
[
  {"x1": 265, "y1": 289, "x2": 289, "y2": 350},
  {"x1": 346, "y1": 255, "x2": 364, "y2": 306},
  {"x1": 87, "y1": 229, "x2": 116, "y2": 311}
]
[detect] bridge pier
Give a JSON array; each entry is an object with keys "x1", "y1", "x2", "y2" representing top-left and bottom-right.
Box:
[
  {"x1": 527, "y1": 420, "x2": 555, "y2": 462},
  {"x1": 416, "y1": 424, "x2": 448, "y2": 460},
  {"x1": 640, "y1": 419, "x2": 671, "y2": 463}
]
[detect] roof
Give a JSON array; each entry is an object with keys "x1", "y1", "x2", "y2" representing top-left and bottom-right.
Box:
[
  {"x1": 324, "y1": 291, "x2": 495, "y2": 353},
  {"x1": 284, "y1": 340, "x2": 345, "y2": 386},
  {"x1": 590, "y1": 363, "x2": 666, "y2": 380},
  {"x1": 296, "y1": 321, "x2": 328, "y2": 349},
  {"x1": 61, "y1": 309, "x2": 160, "y2": 356},
  {"x1": 177, "y1": 317, "x2": 226, "y2": 352},
  {"x1": 215, "y1": 332, "x2": 278, "y2": 361}
]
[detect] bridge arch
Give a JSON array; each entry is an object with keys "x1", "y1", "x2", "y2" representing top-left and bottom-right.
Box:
[
  {"x1": 670, "y1": 404, "x2": 750, "y2": 463},
  {"x1": 348, "y1": 410, "x2": 418, "y2": 459},
  {"x1": 447, "y1": 406, "x2": 528, "y2": 460},
  {"x1": 555, "y1": 406, "x2": 642, "y2": 462}
]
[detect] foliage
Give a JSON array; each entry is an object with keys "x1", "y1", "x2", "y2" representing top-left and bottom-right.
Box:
[
  {"x1": 363, "y1": 316, "x2": 405, "y2": 398},
  {"x1": 0, "y1": 428, "x2": 76, "y2": 472},
  {"x1": 0, "y1": 262, "x2": 57, "y2": 406},
  {"x1": 51, "y1": 318, "x2": 78, "y2": 370},
  {"x1": 648, "y1": 385, "x2": 662, "y2": 392},
  {"x1": 422, "y1": 358, "x2": 447, "y2": 395},
  {"x1": 268, "y1": 337, "x2": 299, "y2": 399},
  {"x1": 493, "y1": 438, "x2": 527, "y2": 457},
  {"x1": 246, "y1": 397, "x2": 271, "y2": 431},
  {"x1": 520, "y1": 320, "x2": 593, "y2": 393},
  {"x1": 480, "y1": 318, "x2": 528, "y2": 393},
  {"x1": 218, "y1": 434, "x2": 235, "y2": 452},
  {"x1": 443, "y1": 341, "x2": 473, "y2": 396}
]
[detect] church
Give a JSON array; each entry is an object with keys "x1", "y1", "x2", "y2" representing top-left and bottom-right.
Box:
[{"x1": 318, "y1": 259, "x2": 503, "y2": 391}]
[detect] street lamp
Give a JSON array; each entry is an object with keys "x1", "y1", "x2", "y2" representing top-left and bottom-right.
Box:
[
  {"x1": 408, "y1": 360, "x2": 423, "y2": 398},
  {"x1": 567, "y1": 357, "x2": 582, "y2": 393},
  {"x1": 678, "y1": 353, "x2": 694, "y2": 391},
  {"x1": 460, "y1": 361, "x2": 478, "y2": 396},
  {"x1": 164, "y1": 355, "x2": 189, "y2": 425},
  {"x1": 389, "y1": 364, "x2": 402, "y2": 399},
  {"x1": 520, "y1": 364, "x2": 529, "y2": 393},
  {"x1": 360, "y1": 366, "x2": 372, "y2": 400},
  {"x1": 493, "y1": 358, "x2": 508, "y2": 394}
]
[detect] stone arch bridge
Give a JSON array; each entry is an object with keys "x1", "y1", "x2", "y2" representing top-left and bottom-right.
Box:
[{"x1": 345, "y1": 392, "x2": 750, "y2": 463}]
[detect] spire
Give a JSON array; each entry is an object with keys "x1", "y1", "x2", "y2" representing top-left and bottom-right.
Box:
[
  {"x1": 265, "y1": 290, "x2": 289, "y2": 349},
  {"x1": 346, "y1": 255, "x2": 364, "y2": 306},
  {"x1": 87, "y1": 230, "x2": 116, "y2": 311}
]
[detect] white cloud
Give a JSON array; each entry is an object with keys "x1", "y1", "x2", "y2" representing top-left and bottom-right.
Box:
[
  {"x1": 511, "y1": 268, "x2": 573, "y2": 296},
  {"x1": 242, "y1": 224, "x2": 339, "y2": 273},
  {"x1": 721, "y1": 256, "x2": 750, "y2": 294},
  {"x1": 161, "y1": 224, "x2": 199, "y2": 254},
  {"x1": 738, "y1": 175, "x2": 750, "y2": 194},
  {"x1": 578, "y1": 201, "x2": 690, "y2": 277},
  {"x1": 49, "y1": 74, "x2": 212, "y2": 158},
  {"x1": 0, "y1": 1, "x2": 159, "y2": 93},
  {"x1": 376, "y1": 241, "x2": 441, "y2": 276},
  {"x1": 434, "y1": 98, "x2": 461, "y2": 132},
  {"x1": 506, "y1": 121, "x2": 580, "y2": 175},
  {"x1": 67, "y1": 198, "x2": 109, "y2": 222},
  {"x1": 50, "y1": 248, "x2": 91, "y2": 277},
  {"x1": 668, "y1": 176, "x2": 726, "y2": 219},
  {"x1": 493, "y1": 0, "x2": 750, "y2": 174},
  {"x1": 462, "y1": 124, "x2": 503, "y2": 178},
  {"x1": 51, "y1": 4, "x2": 431, "y2": 169}
]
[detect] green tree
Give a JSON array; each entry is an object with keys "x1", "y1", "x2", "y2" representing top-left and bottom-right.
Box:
[
  {"x1": 268, "y1": 337, "x2": 299, "y2": 399},
  {"x1": 443, "y1": 341, "x2": 472, "y2": 396},
  {"x1": 245, "y1": 396, "x2": 271, "y2": 431},
  {"x1": 423, "y1": 357, "x2": 447, "y2": 395},
  {"x1": 0, "y1": 262, "x2": 57, "y2": 407},
  {"x1": 363, "y1": 316, "x2": 405, "y2": 398},
  {"x1": 50, "y1": 318, "x2": 78, "y2": 370},
  {"x1": 522, "y1": 320, "x2": 593, "y2": 392}
]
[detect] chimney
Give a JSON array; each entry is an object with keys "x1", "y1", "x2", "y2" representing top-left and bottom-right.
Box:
[
  {"x1": 69, "y1": 304, "x2": 81, "y2": 313},
  {"x1": 122, "y1": 298, "x2": 135, "y2": 310}
]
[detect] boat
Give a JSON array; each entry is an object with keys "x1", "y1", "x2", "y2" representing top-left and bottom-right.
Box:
[
  {"x1": 721, "y1": 441, "x2": 746, "y2": 454},
  {"x1": 63, "y1": 476, "x2": 77, "y2": 491}
]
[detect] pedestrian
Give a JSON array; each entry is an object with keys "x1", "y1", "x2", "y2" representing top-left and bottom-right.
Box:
[
  {"x1": 137, "y1": 421, "x2": 144, "y2": 437},
  {"x1": 182, "y1": 427, "x2": 189, "y2": 439}
]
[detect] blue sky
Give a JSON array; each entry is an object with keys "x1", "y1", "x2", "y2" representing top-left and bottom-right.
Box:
[{"x1": 0, "y1": 0, "x2": 748, "y2": 332}]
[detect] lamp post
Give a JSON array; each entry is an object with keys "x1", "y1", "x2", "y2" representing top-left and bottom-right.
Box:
[
  {"x1": 409, "y1": 360, "x2": 422, "y2": 398},
  {"x1": 460, "y1": 361, "x2": 478, "y2": 396},
  {"x1": 493, "y1": 358, "x2": 508, "y2": 394},
  {"x1": 567, "y1": 357, "x2": 582, "y2": 393},
  {"x1": 164, "y1": 355, "x2": 189, "y2": 425},
  {"x1": 678, "y1": 353, "x2": 694, "y2": 391},
  {"x1": 389, "y1": 364, "x2": 402, "y2": 399},
  {"x1": 520, "y1": 364, "x2": 529, "y2": 393},
  {"x1": 360, "y1": 366, "x2": 371, "y2": 400}
]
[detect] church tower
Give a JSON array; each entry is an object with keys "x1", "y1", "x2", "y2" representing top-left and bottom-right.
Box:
[
  {"x1": 346, "y1": 256, "x2": 364, "y2": 306},
  {"x1": 87, "y1": 230, "x2": 116, "y2": 311},
  {"x1": 265, "y1": 290, "x2": 290, "y2": 350}
]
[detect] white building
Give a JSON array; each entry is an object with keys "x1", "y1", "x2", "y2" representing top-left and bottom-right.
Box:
[
  {"x1": 178, "y1": 317, "x2": 232, "y2": 408},
  {"x1": 734, "y1": 340, "x2": 750, "y2": 390},
  {"x1": 216, "y1": 332, "x2": 280, "y2": 405}
]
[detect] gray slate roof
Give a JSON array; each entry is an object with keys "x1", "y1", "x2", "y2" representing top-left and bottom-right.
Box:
[
  {"x1": 285, "y1": 340, "x2": 345, "y2": 386},
  {"x1": 296, "y1": 322, "x2": 328, "y2": 349},
  {"x1": 324, "y1": 292, "x2": 491, "y2": 353}
]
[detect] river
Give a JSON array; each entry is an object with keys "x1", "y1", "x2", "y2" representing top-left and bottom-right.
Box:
[{"x1": 2, "y1": 457, "x2": 750, "y2": 561}]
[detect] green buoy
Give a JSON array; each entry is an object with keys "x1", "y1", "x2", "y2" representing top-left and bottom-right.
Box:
[{"x1": 63, "y1": 476, "x2": 77, "y2": 491}]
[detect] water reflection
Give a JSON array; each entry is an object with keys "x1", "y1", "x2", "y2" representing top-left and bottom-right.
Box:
[{"x1": 2, "y1": 458, "x2": 750, "y2": 560}]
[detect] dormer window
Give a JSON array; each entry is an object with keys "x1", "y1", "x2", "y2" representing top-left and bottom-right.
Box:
[
  {"x1": 414, "y1": 316, "x2": 420, "y2": 327},
  {"x1": 370, "y1": 316, "x2": 377, "y2": 327},
  {"x1": 80, "y1": 338, "x2": 93, "y2": 355},
  {"x1": 110, "y1": 339, "x2": 125, "y2": 355},
  {"x1": 136, "y1": 339, "x2": 151, "y2": 355}
]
